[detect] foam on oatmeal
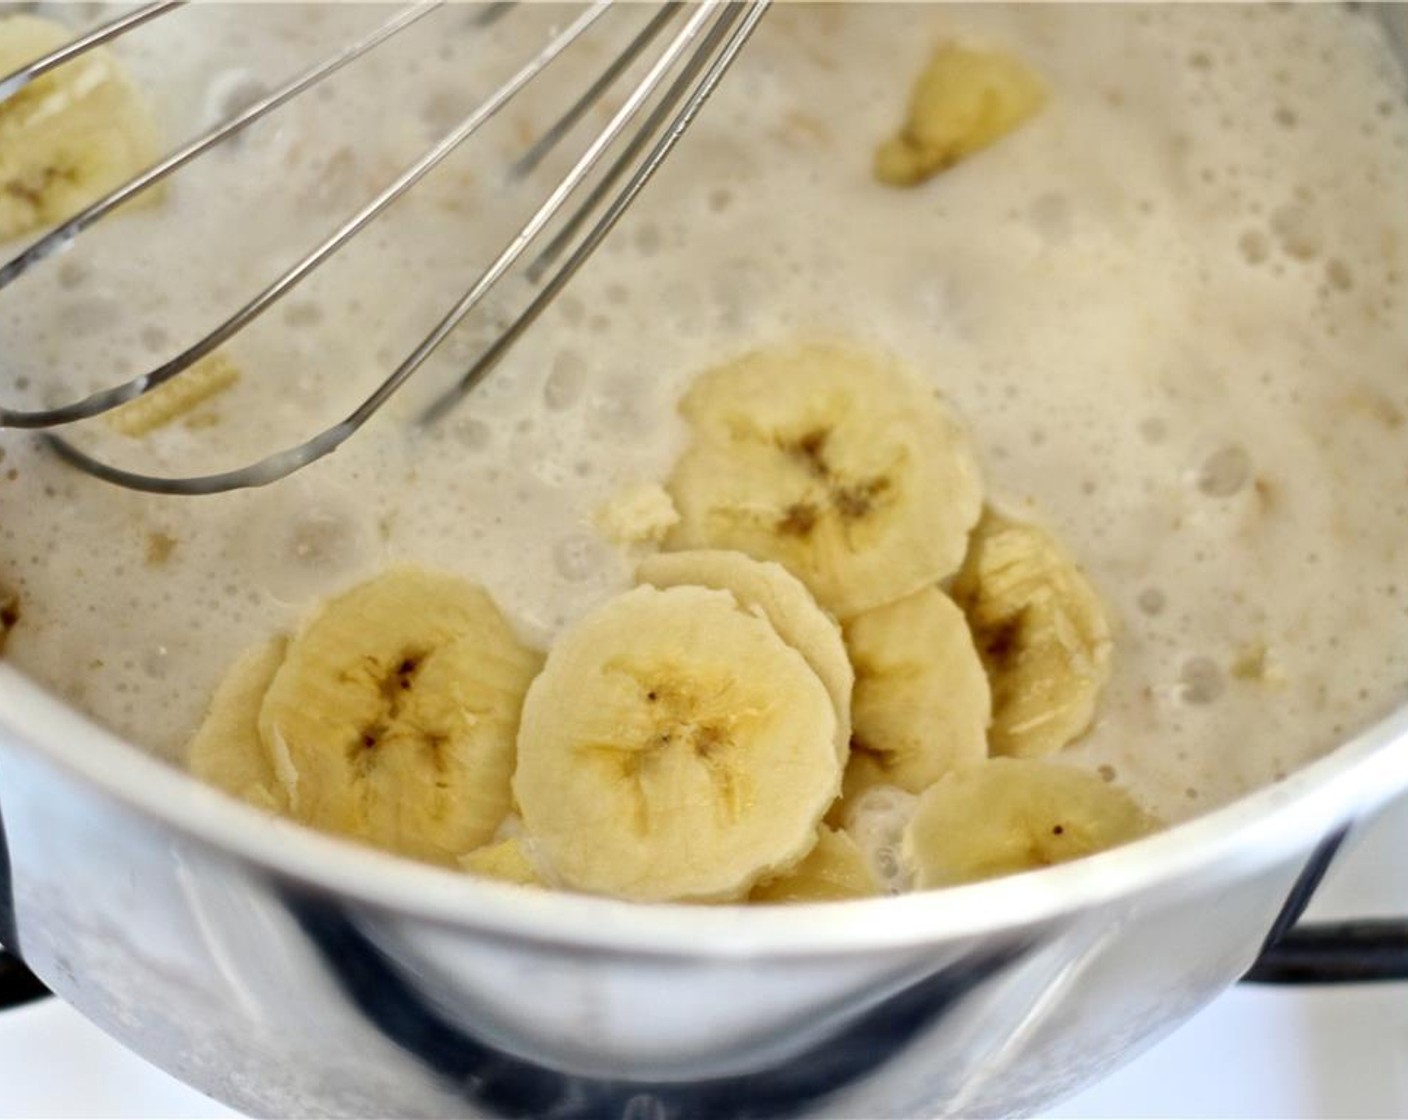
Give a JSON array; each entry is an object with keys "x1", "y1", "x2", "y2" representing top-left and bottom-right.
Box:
[{"x1": 2, "y1": 3, "x2": 1408, "y2": 826}]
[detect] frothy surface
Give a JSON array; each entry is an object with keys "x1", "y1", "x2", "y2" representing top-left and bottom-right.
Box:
[{"x1": 3, "y1": 3, "x2": 1408, "y2": 825}]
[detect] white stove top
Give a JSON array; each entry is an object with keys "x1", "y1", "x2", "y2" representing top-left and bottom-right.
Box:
[{"x1": 3, "y1": 795, "x2": 1405, "y2": 1119}]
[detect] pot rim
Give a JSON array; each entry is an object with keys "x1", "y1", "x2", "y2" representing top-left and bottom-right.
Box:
[{"x1": 2, "y1": 663, "x2": 1406, "y2": 958}]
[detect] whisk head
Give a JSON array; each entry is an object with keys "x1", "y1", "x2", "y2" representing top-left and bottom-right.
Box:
[{"x1": 0, "y1": 0, "x2": 769, "y2": 494}]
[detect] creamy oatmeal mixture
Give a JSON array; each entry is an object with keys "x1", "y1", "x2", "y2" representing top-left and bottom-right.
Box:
[{"x1": 2, "y1": 4, "x2": 1407, "y2": 836}]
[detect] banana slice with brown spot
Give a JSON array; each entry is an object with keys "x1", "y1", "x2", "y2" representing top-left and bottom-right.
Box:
[
  {"x1": 750, "y1": 826, "x2": 878, "y2": 903},
  {"x1": 0, "y1": 15, "x2": 161, "y2": 243},
  {"x1": 513, "y1": 584, "x2": 841, "y2": 902},
  {"x1": 903, "y1": 758, "x2": 1157, "y2": 887},
  {"x1": 187, "y1": 639, "x2": 288, "y2": 813},
  {"x1": 842, "y1": 585, "x2": 990, "y2": 799},
  {"x1": 665, "y1": 342, "x2": 983, "y2": 619},
  {"x1": 637, "y1": 549, "x2": 852, "y2": 765},
  {"x1": 952, "y1": 510, "x2": 1111, "y2": 758},
  {"x1": 875, "y1": 43, "x2": 1046, "y2": 187},
  {"x1": 257, "y1": 567, "x2": 543, "y2": 865}
]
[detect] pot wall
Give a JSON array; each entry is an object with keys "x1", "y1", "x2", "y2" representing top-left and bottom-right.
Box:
[{"x1": 0, "y1": 734, "x2": 1348, "y2": 1118}]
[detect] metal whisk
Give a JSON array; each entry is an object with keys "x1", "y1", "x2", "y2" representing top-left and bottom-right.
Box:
[{"x1": 0, "y1": 0, "x2": 769, "y2": 495}]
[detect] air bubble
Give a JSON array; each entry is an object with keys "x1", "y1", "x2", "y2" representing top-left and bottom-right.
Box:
[
  {"x1": 552, "y1": 533, "x2": 609, "y2": 582},
  {"x1": 209, "y1": 71, "x2": 269, "y2": 125},
  {"x1": 140, "y1": 325, "x2": 170, "y2": 353},
  {"x1": 452, "y1": 418, "x2": 492, "y2": 452},
  {"x1": 875, "y1": 846, "x2": 901, "y2": 886},
  {"x1": 846, "y1": 785, "x2": 917, "y2": 892},
  {"x1": 1138, "y1": 588, "x2": 1167, "y2": 616},
  {"x1": 1238, "y1": 229, "x2": 1269, "y2": 265},
  {"x1": 421, "y1": 88, "x2": 466, "y2": 134},
  {"x1": 1028, "y1": 192, "x2": 1072, "y2": 241},
  {"x1": 57, "y1": 260, "x2": 89, "y2": 290},
  {"x1": 1138, "y1": 417, "x2": 1168, "y2": 444},
  {"x1": 304, "y1": 147, "x2": 364, "y2": 212},
  {"x1": 558, "y1": 296, "x2": 585, "y2": 326},
  {"x1": 544, "y1": 351, "x2": 586, "y2": 411},
  {"x1": 589, "y1": 379, "x2": 650, "y2": 436},
  {"x1": 284, "y1": 302, "x2": 325, "y2": 328},
  {"x1": 1196, "y1": 444, "x2": 1251, "y2": 497},
  {"x1": 1178, "y1": 657, "x2": 1224, "y2": 704},
  {"x1": 635, "y1": 223, "x2": 663, "y2": 255},
  {"x1": 1270, "y1": 203, "x2": 1322, "y2": 260},
  {"x1": 61, "y1": 297, "x2": 121, "y2": 334},
  {"x1": 142, "y1": 644, "x2": 173, "y2": 680},
  {"x1": 244, "y1": 493, "x2": 373, "y2": 604},
  {"x1": 289, "y1": 515, "x2": 356, "y2": 567}
]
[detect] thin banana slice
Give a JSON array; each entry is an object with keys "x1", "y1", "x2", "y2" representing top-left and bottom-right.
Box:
[
  {"x1": 903, "y1": 759, "x2": 1156, "y2": 887},
  {"x1": 258, "y1": 567, "x2": 544, "y2": 865},
  {"x1": 665, "y1": 342, "x2": 983, "y2": 619},
  {"x1": 952, "y1": 510, "x2": 1111, "y2": 758},
  {"x1": 842, "y1": 586, "x2": 989, "y2": 798},
  {"x1": 514, "y1": 584, "x2": 840, "y2": 902},
  {"x1": 875, "y1": 43, "x2": 1046, "y2": 187},
  {"x1": 0, "y1": 15, "x2": 160, "y2": 243},
  {"x1": 750, "y1": 827, "x2": 877, "y2": 903},
  {"x1": 460, "y1": 838, "x2": 546, "y2": 888},
  {"x1": 187, "y1": 639, "x2": 287, "y2": 813},
  {"x1": 106, "y1": 352, "x2": 241, "y2": 437},
  {"x1": 637, "y1": 549, "x2": 853, "y2": 765}
]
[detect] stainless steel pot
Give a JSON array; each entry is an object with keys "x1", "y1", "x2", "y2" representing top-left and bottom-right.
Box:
[
  {"x1": 3, "y1": 662, "x2": 1408, "y2": 1117},
  {"x1": 4, "y1": 5, "x2": 1408, "y2": 1117}
]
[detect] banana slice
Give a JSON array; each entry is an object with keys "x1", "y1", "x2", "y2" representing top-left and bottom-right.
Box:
[
  {"x1": 513, "y1": 584, "x2": 841, "y2": 902},
  {"x1": 952, "y1": 510, "x2": 1111, "y2": 758},
  {"x1": 106, "y1": 352, "x2": 241, "y2": 437},
  {"x1": 637, "y1": 549, "x2": 852, "y2": 765},
  {"x1": 875, "y1": 43, "x2": 1046, "y2": 187},
  {"x1": 665, "y1": 342, "x2": 983, "y2": 619},
  {"x1": 258, "y1": 567, "x2": 544, "y2": 865},
  {"x1": 0, "y1": 15, "x2": 160, "y2": 243},
  {"x1": 187, "y1": 639, "x2": 288, "y2": 813},
  {"x1": 903, "y1": 758, "x2": 1156, "y2": 887},
  {"x1": 460, "y1": 838, "x2": 546, "y2": 888},
  {"x1": 842, "y1": 586, "x2": 989, "y2": 798},
  {"x1": 750, "y1": 826, "x2": 878, "y2": 903},
  {"x1": 596, "y1": 482, "x2": 680, "y2": 546}
]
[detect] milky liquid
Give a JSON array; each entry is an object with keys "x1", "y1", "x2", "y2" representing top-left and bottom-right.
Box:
[{"x1": 2, "y1": 4, "x2": 1408, "y2": 828}]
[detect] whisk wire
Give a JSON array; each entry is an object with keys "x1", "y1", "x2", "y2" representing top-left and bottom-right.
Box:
[
  {"x1": 0, "y1": 3, "x2": 441, "y2": 302},
  {"x1": 2, "y1": 2, "x2": 771, "y2": 494},
  {"x1": 422, "y1": 1, "x2": 769, "y2": 429},
  {"x1": 1, "y1": 0, "x2": 603, "y2": 431},
  {"x1": 508, "y1": 3, "x2": 679, "y2": 182},
  {"x1": 0, "y1": 0, "x2": 184, "y2": 103}
]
